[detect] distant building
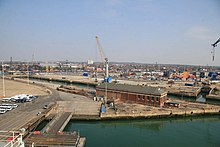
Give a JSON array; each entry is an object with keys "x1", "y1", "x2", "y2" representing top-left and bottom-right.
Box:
[
  {"x1": 87, "y1": 60, "x2": 94, "y2": 65},
  {"x1": 96, "y1": 83, "x2": 167, "y2": 107}
]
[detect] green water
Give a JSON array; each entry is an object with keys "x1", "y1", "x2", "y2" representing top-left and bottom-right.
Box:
[{"x1": 64, "y1": 116, "x2": 220, "y2": 147}]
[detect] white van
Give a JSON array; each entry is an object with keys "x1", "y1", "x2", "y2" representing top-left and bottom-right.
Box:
[
  {"x1": 0, "y1": 106, "x2": 13, "y2": 111},
  {"x1": 1, "y1": 103, "x2": 18, "y2": 108},
  {"x1": 1, "y1": 98, "x2": 12, "y2": 102}
]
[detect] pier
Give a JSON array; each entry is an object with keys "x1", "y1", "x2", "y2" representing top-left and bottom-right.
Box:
[
  {"x1": 42, "y1": 112, "x2": 72, "y2": 133},
  {"x1": 24, "y1": 111, "x2": 87, "y2": 147}
]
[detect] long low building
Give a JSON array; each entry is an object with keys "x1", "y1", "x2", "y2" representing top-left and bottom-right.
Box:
[{"x1": 96, "y1": 83, "x2": 167, "y2": 107}]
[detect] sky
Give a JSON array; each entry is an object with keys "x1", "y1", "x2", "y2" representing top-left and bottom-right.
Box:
[{"x1": 0, "y1": 0, "x2": 220, "y2": 66}]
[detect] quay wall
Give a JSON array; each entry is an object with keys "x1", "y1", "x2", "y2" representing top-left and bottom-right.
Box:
[
  {"x1": 100, "y1": 108, "x2": 220, "y2": 120},
  {"x1": 206, "y1": 95, "x2": 220, "y2": 100},
  {"x1": 30, "y1": 75, "x2": 98, "y2": 86}
]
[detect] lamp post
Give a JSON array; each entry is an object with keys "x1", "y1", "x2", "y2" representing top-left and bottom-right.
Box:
[
  {"x1": 27, "y1": 62, "x2": 29, "y2": 85},
  {"x1": 2, "y1": 61, "x2": 5, "y2": 97}
]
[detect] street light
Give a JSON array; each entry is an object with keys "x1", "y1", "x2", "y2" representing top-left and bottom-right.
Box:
[
  {"x1": 27, "y1": 62, "x2": 29, "y2": 85},
  {"x1": 2, "y1": 61, "x2": 5, "y2": 97}
]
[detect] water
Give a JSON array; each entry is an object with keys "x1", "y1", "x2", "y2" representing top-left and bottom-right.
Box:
[{"x1": 64, "y1": 116, "x2": 220, "y2": 147}]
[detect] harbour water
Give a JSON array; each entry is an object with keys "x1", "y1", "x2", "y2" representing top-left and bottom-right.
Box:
[{"x1": 64, "y1": 116, "x2": 220, "y2": 147}]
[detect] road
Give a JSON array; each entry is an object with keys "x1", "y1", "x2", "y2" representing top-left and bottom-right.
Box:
[
  {"x1": 0, "y1": 79, "x2": 100, "y2": 131},
  {"x1": 0, "y1": 87, "x2": 59, "y2": 131}
]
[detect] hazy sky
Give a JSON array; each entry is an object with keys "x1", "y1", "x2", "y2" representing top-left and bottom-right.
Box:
[{"x1": 0, "y1": 0, "x2": 219, "y2": 66}]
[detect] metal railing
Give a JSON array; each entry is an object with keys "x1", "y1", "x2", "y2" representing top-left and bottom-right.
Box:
[{"x1": 0, "y1": 131, "x2": 25, "y2": 147}]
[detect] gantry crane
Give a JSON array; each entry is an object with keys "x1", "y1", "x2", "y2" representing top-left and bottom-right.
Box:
[{"x1": 211, "y1": 37, "x2": 220, "y2": 61}]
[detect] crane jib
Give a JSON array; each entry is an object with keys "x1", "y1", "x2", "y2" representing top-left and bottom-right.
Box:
[
  {"x1": 211, "y1": 37, "x2": 220, "y2": 61},
  {"x1": 212, "y1": 38, "x2": 220, "y2": 47}
]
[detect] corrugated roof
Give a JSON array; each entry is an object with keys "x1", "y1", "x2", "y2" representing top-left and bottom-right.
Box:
[{"x1": 96, "y1": 83, "x2": 166, "y2": 96}]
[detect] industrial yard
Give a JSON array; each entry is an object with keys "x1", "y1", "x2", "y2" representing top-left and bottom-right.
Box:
[
  {"x1": 0, "y1": 55, "x2": 220, "y2": 146},
  {"x1": 1, "y1": 76, "x2": 220, "y2": 121}
]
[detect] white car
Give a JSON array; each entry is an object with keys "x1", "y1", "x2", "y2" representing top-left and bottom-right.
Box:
[
  {"x1": 1, "y1": 98, "x2": 12, "y2": 102},
  {"x1": 0, "y1": 109, "x2": 7, "y2": 114}
]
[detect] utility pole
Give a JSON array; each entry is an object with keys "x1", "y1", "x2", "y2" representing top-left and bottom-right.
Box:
[
  {"x1": 10, "y1": 57, "x2": 12, "y2": 70},
  {"x1": 27, "y1": 62, "x2": 29, "y2": 85},
  {"x1": 2, "y1": 61, "x2": 5, "y2": 97}
]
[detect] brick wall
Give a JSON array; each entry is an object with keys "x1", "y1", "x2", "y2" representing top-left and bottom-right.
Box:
[{"x1": 96, "y1": 88, "x2": 166, "y2": 107}]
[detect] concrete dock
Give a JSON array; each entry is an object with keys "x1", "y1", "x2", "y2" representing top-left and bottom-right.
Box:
[{"x1": 101, "y1": 99, "x2": 220, "y2": 119}]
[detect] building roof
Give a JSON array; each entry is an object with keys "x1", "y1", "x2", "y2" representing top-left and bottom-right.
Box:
[{"x1": 96, "y1": 83, "x2": 166, "y2": 96}]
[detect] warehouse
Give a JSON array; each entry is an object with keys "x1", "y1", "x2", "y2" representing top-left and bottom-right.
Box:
[{"x1": 96, "y1": 83, "x2": 167, "y2": 107}]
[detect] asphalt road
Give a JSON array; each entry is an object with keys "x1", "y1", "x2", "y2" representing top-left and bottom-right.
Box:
[{"x1": 0, "y1": 86, "x2": 60, "y2": 131}]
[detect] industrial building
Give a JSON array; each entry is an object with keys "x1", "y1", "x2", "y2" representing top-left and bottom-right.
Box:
[{"x1": 96, "y1": 83, "x2": 167, "y2": 107}]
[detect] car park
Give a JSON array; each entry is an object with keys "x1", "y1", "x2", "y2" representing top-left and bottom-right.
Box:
[{"x1": 9, "y1": 94, "x2": 38, "y2": 103}]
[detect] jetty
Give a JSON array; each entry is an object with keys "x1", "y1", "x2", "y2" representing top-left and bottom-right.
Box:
[
  {"x1": 42, "y1": 112, "x2": 72, "y2": 133},
  {"x1": 25, "y1": 111, "x2": 86, "y2": 146}
]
